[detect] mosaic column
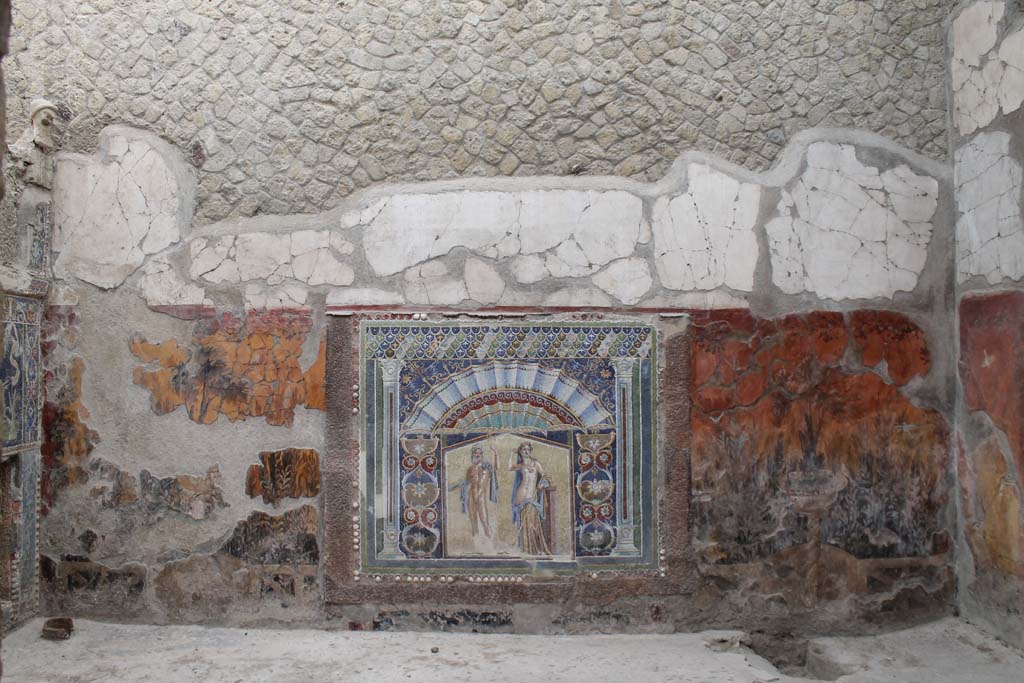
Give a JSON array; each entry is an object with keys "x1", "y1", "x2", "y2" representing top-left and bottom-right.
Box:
[
  {"x1": 378, "y1": 359, "x2": 404, "y2": 559},
  {"x1": 611, "y1": 357, "x2": 639, "y2": 556}
]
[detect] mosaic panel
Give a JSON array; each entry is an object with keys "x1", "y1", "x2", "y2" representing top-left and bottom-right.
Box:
[
  {"x1": 2, "y1": 296, "x2": 42, "y2": 453},
  {"x1": 359, "y1": 321, "x2": 658, "y2": 575}
]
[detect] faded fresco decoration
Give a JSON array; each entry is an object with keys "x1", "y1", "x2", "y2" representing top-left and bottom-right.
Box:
[
  {"x1": 959, "y1": 292, "x2": 1024, "y2": 580},
  {"x1": 130, "y1": 309, "x2": 325, "y2": 427},
  {"x1": 154, "y1": 504, "x2": 320, "y2": 621},
  {"x1": 359, "y1": 320, "x2": 657, "y2": 575},
  {"x1": 690, "y1": 310, "x2": 950, "y2": 606},
  {"x1": 40, "y1": 355, "x2": 97, "y2": 512},
  {"x1": 246, "y1": 447, "x2": 321, "y2": 506},
  {"x1": 2, "y1": 296, "x2": 42, "y2": 453}
]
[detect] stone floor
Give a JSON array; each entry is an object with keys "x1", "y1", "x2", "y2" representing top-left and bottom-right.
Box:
[{"x1": 3, "y1": 617, "x2": 1022, "y2": 682}]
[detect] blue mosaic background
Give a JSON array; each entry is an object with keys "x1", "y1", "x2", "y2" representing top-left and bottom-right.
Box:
[{"x1": 2, "y1": 296, "x2": 43, "y2": 451}]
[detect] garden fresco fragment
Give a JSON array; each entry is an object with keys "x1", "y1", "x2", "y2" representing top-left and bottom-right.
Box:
[
  {"x1": 246, "y1": 447, "x2": 321, "y2": 506},
  {"x1": 690, "y1": 310, "x2": 949, "y2": 606},
  {"x1": 130, "y1": 309, "x2": 325, "y2": 427}
]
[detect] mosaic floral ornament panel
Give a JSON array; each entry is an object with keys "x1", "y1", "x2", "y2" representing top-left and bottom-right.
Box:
[
  {"x1": 2, "y1": 296, "x2": 42, "y2": 453},
  {"x1": 360, "y1": 320, "x2": 658, "y2": 575}
]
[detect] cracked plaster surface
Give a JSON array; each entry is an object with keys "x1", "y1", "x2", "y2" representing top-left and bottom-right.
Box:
[
  {"x1": 136, "y1": 254, "x2": 208, "y2": 308},
  {"x1": 652, "y1": 164, "x2": 760, "y2": 292},
  {"x1": 53, "y1": 126, "x2": 947, "y2": 310},
  {"x1": 951, "y1": 1, "x2": 1024, "y2": 136},
  {"x1": 956, "y1": 131, "x2": 1024, "y2": 284},
  {"x1": 766, "y1": 142, "x2": 937, "y2": 301},
  {"x1": 53, "y1": 126, "x2": 196, "y2": 289},
  {"x1": 189, "y1": 229, "x2": 355, "y2": 287},
  {"x1": 404, "y1": 259, "x2": 470, "y2": 306},
  {"x1": 592, "y1": 257, "x2": 652, "y2": 305},
  {"x1": 243, "y1": 282, "x2": 309, "y2": 309},
  {"x1": 360, "y1": 190, "x2": 644, "y2": 277}
]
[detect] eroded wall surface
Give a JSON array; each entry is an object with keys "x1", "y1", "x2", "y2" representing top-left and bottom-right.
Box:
[
  {"x1": 30, "y1": 116, "x2": 959, "y2": 632},
  {"x1": 951, "y1": 0, "x2": 1024, "y2": 649},
  {"x1": 3, "y1": 0, "x2": 950, "y2": 229}
]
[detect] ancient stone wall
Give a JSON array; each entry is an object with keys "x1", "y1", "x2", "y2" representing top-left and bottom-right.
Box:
[
  {"x1": 2, "y1": 0, "x2": 1005, "y2": 636},
  {"x1": 950, "y1": 0, "x2": 1024, "y2": 650},
  {"x1": 4, "y1": 0, "x2": 949, "y2": 231},
  {"x1": 33, "y1": 119, "x2": 958, "y2": 631},
  {"x1": 0, "y1": 0, "x2": 43, "y2": 642}
]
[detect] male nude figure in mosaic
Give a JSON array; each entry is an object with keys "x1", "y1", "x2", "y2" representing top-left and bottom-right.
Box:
[{"x1": 451, "y1": 445, "x2": 498, "y2": 538}]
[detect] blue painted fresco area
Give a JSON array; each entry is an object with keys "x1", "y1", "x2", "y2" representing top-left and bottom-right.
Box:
[{"x1": 2, "y1": 296, "x2": 43, "y2": 451}]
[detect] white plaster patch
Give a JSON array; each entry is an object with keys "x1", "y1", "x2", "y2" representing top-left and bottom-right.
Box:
[
  {"x1": 53, "y1": 126, "x2": 196, "y2": 289},
  {"x1": 362, "y1": 192, "x2": 517, "y2": 276},
  {"x1": 339, "y1": 198, "x2": 388, "y2": 230},
  {"x1": 291, "y1": 248, "x2": 355, "y2": 287},
  {"x1": 404, "y1": 259, "x2": 469, "y2": 305},
  {"x1": 652, "y1": 164, "x2": 761, "y2": 291},
  {"x1": 546, "y1": 238, "x2": 596, "y2": 278},
  {"x1": 510, "y1": 254, "x2": 550, "y2": 284},
  {"x1": 591, "y1": 257, "x2": 652, "y2": 305},
  {"x1": 998, "y1": 29, "x2": 1024, "y2": 115},
  {"x1": 326, "y1": 287, "x2": 405, "y2": 306},
  {"x1": 361, "y1": 190, "x2": 644, "y2": 277},
  {"x1": 244, "y1": 282, "x2": 309, "y2": 309},
  {"x1": 953, "y1": 1, "x2": 1003, "y2": 69},
  {"x1": 766, "y1": 142, "x2": 937, "y2": 300},
  {"x1": 190, "y1": 229, "x2": 355, "y2": 286},
  {"x1": 643, "y1": 291, "x2": 749, "y2": 309},
  {"x1": 951, "y1": 3, "x2": 1024, "y2": 135},
  {"x1": 136, "y1": 254, "x2": 208, "y2": 307},
  {"x1": 234, "y1": 233, "x2": 293, "y2": 282},
  {"x1": 189, "y1": 236, "x2": 235, "y2": 281},
  {"x1": 463, "y1": 257, "x2": 505, "y2": 304},
  {"x1": 542, "y1": 286, "x2": 613, "y2": 308},
  {"x1": 955, "y1": 131, "x2": 1024, "y2": 284}
]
